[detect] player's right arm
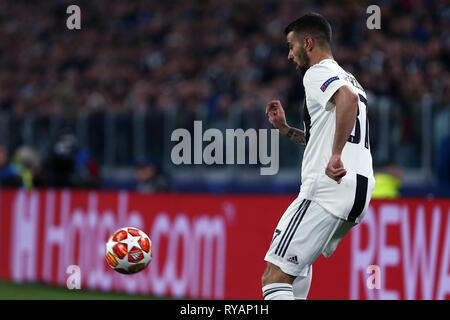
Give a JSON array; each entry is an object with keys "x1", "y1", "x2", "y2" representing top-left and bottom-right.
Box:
[
  {"x1": 325, "y1": 85, "x2": 359, "y2": 184},
  {"x1": 265, "y1": 100, "x2": 306, "y2": 147}
]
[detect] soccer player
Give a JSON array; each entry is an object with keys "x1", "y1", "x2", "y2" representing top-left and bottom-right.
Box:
[{"x1": 262, "y1": 13, "x2": 375, "y2": 300}]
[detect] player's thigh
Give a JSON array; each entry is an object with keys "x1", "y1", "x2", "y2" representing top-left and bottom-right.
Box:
[
  {"x1": 322, "y1": 219, "x2": 356, "y2": 258},
  {"x1": 265, "y1": 199, "x2": 343, "y2": 277}
]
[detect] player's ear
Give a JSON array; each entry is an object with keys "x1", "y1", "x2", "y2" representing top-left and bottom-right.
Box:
[{"x1": 304, "y1": 37, "x2": 313, "y2": 51}]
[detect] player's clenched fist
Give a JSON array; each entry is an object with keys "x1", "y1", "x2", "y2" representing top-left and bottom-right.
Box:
[
  {"x1": 265, "y1": 100, "x2": 289, "y2": 135},
  {"x1": 325, "y1": 154, "x2": 347, "y2": 184}
]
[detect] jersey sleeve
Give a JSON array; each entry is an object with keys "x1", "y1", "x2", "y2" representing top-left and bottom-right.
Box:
[{"x1": 303, "y1": 63, "x2": 347, "y2": 110}]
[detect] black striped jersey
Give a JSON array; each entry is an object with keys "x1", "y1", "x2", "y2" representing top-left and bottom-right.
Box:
[{"x1": 298, "y1": 59, "x2": 375, "y2": 224}]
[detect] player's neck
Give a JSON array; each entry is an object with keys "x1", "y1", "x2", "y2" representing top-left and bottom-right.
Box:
[{"x1": 309, "y1": 51, "x2": 334, "y2": 67}]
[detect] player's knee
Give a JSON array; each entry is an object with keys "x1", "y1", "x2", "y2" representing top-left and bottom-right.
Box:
[
  {"x1": 261, "y1": 264, "x2": 272, "y2": 287},
  {"x1": 261, "y1": 262, "x2": 295, "y2": 287}
]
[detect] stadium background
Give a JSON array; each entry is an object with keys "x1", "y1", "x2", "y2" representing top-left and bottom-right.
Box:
[{"x1": 0, "y1": 0, "x2": 449, "y2": 299}]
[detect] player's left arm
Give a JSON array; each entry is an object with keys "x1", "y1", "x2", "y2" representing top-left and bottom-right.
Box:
[
  {"x1": 325, "y1": 85, "x2": 359, "y2": 183},
  {"x1": 265, "y1": 100, "x2": 306, "y2": 147}
]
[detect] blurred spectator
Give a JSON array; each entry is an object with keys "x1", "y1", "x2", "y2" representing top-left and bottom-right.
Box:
[
  {"x1": 0, "y1": 145, "x2": 22, "y2": 188},
  {"x1": 42, "y1": 131, "x2": 78, "y2": 188},
  {"x1": 372, "y1": 160, "x2": 404, "y2": 199},
  {"x1": 435, "y1": 134, "x2": 450, "y2": 186},
  {"x1": 10, "y1": 145, "x2": 43, "y2": 189},
  {"x1": 133, "y1": 157, "x2": 168, "y2": 193},
  {"x1": 73, "y1": 148, "x2": 100, "y2": 188}
]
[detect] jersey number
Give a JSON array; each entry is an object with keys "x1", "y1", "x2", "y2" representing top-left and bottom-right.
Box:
[
  {"x1": 271, "y1": 229, "x2": 281, "y2": 245},
  {"x1": 347, "y1": 94, "x2": 369, "y2": 149}
]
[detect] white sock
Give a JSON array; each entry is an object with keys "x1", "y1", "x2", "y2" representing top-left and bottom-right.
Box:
[
  {"x1": 262, "y1": 283, "x2": 295, "y2": 300},
  {"x1": 292, "y1": 265, "x2": 312, "y2": 300}
]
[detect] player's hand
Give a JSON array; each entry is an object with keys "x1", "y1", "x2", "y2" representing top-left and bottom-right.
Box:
[
  {"x1": 265, "y1": 100, "x2": 289, "y2": 135},
  {"x1": 325, "y1": 154, "x2": 347, "y2": 184}
]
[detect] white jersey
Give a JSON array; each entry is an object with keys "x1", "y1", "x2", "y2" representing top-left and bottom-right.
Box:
[{"x1": 298, "y1": 59, "x2": 375, "y2": 224}]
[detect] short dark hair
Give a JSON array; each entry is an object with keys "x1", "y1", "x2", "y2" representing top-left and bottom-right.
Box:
[{"x1": 284, "y1": 13, "x2": 332, "y2": 49}]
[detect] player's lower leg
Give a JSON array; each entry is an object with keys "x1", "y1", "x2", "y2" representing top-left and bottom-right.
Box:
[{"x1": 261, "y1": 262, "x2": 296, "y2": 300}]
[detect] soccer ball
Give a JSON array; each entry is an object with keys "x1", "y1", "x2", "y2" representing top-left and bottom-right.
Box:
[{"x1": 105, "y1": 227, "x2": 153, "y2": 274}]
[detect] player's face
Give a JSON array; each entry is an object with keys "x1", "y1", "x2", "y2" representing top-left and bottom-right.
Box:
[{"x1": 286, "y1": 31, "x2": 310, "y2": 74}]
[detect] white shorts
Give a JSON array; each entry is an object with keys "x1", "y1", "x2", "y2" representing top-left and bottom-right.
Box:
[{"x1": 264, "y1": 196, "x2": 356, "y2": 277}]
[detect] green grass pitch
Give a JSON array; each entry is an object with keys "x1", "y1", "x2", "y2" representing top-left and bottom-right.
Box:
[{"x1": 0, "y1": 280, "x2": 163, "y2": 300}]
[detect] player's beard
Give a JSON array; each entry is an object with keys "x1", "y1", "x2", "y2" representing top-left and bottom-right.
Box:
[{"x1": 297, "y1": 46, "x2": 310, "y2": 75}]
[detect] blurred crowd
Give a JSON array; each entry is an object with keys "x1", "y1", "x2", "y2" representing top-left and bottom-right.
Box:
[{"x1": 0, "y1": 0, "x2": 449, "y2": 192}]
